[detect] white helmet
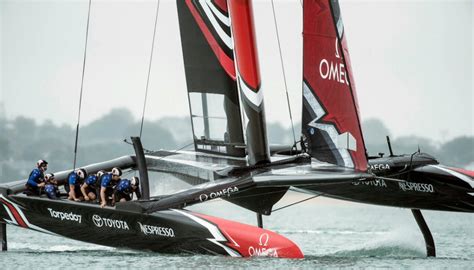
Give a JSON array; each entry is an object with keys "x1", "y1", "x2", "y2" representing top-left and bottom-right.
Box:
[
  {"x1": 131, "y1": 176, "x2": 139, "y2": 187},
  {"x1": 111, "y1": 167, "x2": 122, "y2": 177},
  {"x1": 45, "y1": 173, "x2": 55, "y2": 181},
  {"x1": 76, "y1": 168, "x2": 87, "y2": 179},
  {"x1": 97, "y1": 170, "x2": 105, "y2": 178},
  {"x1": 37, "y1": 159, "x2": 48, "y2": 168}
]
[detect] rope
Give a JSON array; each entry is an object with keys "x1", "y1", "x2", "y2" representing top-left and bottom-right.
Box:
[
  {"x1": 201, "y1": 187, "x2": 322, "y2": 213},
  {"x1": 123, "y1": 139, "x2": 194, "y2": 156},
  {"x1": 154, "y1": 142, "x2": 195, "y2": 159},
  {"x1": 73, "y1": 0, "x2": 92, "y2": 170},
  {"x1": 272, "y1": 194, "x2": 321, "y2": 212},
  {"x1": 271, "y1": 0, "x2": 297, "y2": 146},
  {"x1": 139, "y1": 0, "x2": 161, "y2": 138}
]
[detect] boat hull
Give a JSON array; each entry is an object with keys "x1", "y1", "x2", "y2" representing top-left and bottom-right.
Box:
[
  {"x1": 0, "y1": 194, "x2": 303, "y2": 258},
  {"x1": 301, "y1": 174, "x2": 474, "y2": 212}
]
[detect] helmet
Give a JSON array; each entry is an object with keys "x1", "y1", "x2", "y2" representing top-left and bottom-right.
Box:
[
  {"x1": 97, "y1": 170, "x2": 105, "y2": 178},
  {"x1": 131, "y1": 176, "x2": 139, "y2": 187},
  {"x1": 76, "y1": 168, "x2": 87, "y2": 179},
  {"x1": 45, "y1": 173, "x2": 55, "y2": 181},
  {"x1": 37, "y1": 159, "x2": 48, "y2": 168},
  {"x1": 111, "y1": 167, "x2": 122, "y2": 177}
]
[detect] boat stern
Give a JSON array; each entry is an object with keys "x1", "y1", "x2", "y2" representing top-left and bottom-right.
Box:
[{"x1": 184, "y1": 211, "x2": 304, "y2": 258}]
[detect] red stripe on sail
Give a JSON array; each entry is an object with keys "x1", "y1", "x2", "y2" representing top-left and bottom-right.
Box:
[
  {"x1": 185, "y1": 0, "x2": 236, "y2": 79},
  {"x1": 339, "y1": 34, "x2": 367, "y2": 171},
  {"x1": 228, "y1": 0, "x2": 260, "y2": 91},
  {"x1": 303, "y1": 0, "x2": 367, "y2": 171},
  {"x1": 0, "y1": 198, "x2": 28, "y2": 228},
  {"x1": 212, "y1": 0, "x2": 228, "y2": 13}
]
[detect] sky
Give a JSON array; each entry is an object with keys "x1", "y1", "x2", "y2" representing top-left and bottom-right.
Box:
[{"x1": 0, "y1": 0, "x2": 473, "y2": 143}]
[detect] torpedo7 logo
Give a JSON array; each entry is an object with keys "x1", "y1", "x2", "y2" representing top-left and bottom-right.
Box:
[{"x1": 319, "y1": 39, "x2": 349, "y2": 85}]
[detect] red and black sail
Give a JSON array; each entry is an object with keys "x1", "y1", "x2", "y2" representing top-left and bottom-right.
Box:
[
  {"x1": 302, "y1": 0, "x2": 368, "y2": 171},
  {"x1": 177, "y1": 0, "x2": 270, "y2": 165},
  {"x1": 228, "y1": 0, "x2": 270, "y2": 165},
  {"x1": 177, "y1": 0, "x2": 245, "y2": 157}
]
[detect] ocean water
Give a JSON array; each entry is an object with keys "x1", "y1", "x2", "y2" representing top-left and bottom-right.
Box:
[{"x1": 0, "y1": 194, "x2": 473, "y2": 269}]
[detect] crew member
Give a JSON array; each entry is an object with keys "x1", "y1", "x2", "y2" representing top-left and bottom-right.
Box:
[
  {"x1": 100, "y1": 167, "x2": 122, "y2": 208},
  {"x1": 44, "y1": 173, "x2": 60, "y2": 199},
  {"x1": 25, "y1": 160, "x2": 48, "y2": 196},
  {"x1": 114, "y1": 176, "x2": 141, "y2": 202},
  {"x1": 67, "y1": 168, "x2": 87, "y2": 201},
  {"x1": 81, "y1": 170, "x2": 104, "y2": 202}
]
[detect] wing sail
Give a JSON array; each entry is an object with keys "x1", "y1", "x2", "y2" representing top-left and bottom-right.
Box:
[
  {"x1": 302, "y1": 0, "x2": 368, "y2": 171},
  {"x1": 228, "y1": 0, "x2": 270, "y2": 166},
  {"x1": 177, "y1": 0, "x2": 245, "y2": 157}
]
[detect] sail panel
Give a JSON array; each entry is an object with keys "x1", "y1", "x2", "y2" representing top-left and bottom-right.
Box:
[
  {"x1": 302, "y1": 0, "x2": 368, "y2": 171},
  {"x1": 177, "y1": 0, "x2": 245, "y2": 157}
]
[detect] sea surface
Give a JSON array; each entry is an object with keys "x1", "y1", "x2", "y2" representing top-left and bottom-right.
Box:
[{"x1": 0, "y1": 192, "x2": 473, "y2": 269}]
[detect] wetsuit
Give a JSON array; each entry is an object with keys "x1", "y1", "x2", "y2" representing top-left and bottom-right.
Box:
[
  {"x1": 44, "y1": 183, "x2": 59, "y2": 199},
  {"x1": 65, "y1": 171, "x2": 83, "y2": 197},
  {"x1": 25, "y1": 168, "x2": 44, "y2": 196},
  {"x1": 114, "y1": 179, "x2": 141, "y2": 202},
  {"x1": 83, "y1": 174, "x2": 99, "y2": 197}
]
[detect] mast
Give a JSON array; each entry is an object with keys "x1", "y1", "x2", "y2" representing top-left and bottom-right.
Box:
[{"x1": 228, "y1": 0, "x2": 270, "y2": 166}]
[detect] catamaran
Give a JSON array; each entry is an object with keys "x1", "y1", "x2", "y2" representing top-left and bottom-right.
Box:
[{"x1": 0, "y1": 0, "x2": 472, "y2": 258}]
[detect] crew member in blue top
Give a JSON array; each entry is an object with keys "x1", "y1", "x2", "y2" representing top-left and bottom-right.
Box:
[
  {"x1": 25, "y1": 160, "x2": 48, "y2": 196},
  {"x1": 66, "y1": 168, "x2": 87, "y2": 202},
  {"x1": 114, "y1": 176, "x2": 141, "y2": 202},
  {"x1": 81, "y1": 170, "x2": 104, "y2": 202},
  {"x1": 44, "y1": 173, "x2": 60, "y2": 199},
  {"x1": 100, "y1": 167, "x2": 122, "y2": 208}
]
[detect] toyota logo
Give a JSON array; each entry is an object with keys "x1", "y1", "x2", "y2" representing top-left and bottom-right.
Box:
[{"x1": 92, "y1": 214, "x2": 103, "y2": 227}]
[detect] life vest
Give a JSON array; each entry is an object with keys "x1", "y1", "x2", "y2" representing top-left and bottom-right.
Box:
[{"x1": 26, "y1": 168, "x2": 44, "y2": 188}]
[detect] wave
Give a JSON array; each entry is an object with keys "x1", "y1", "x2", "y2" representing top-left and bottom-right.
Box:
[
  {"x1": 330, "y1": 244, "x2": 425, "y2": 258},
  {"x1": 328, "y1": 227, "x2": 427, "y2": 258},
  {"x1": 8, "y1": 242, "x2": 117, "y2": 254},
  {"x1": 277, "y1": 229, "x2": 386, "y2": 235}
]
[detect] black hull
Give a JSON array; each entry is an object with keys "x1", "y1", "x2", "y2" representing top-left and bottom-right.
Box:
[
  {"x1": 302, "y1": 178, "x2": 474, "y2": 212},
  {"x1": 0, "y1": 195, "x2": 303, "y2": 258}
]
